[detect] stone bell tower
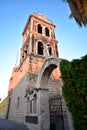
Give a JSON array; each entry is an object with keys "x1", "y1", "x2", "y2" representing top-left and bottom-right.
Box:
[
  {"x1": 7, "y1": 13, "x2": 62, "y2": 130},
  {"x1": 20, "y1": 14, "x2": 58, "y2": 75},
  {"x1": 20, "y1": 13, "x2": 59, "y2": 69},
  {"x1": 17, "y1": 13, "x2": 60, "y2": 93},
  {"x1": 8, "y1": 13, "x2": 60, "y2": 94}
]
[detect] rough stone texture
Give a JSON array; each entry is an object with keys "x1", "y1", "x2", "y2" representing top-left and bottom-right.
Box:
[{"x1": 48, "y1": 77, "x2": 62, "y2": 97}]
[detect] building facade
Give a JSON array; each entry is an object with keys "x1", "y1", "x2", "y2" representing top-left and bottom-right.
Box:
[{"x1": 6, "y1": 13, "x2": 73, "y2": 130}]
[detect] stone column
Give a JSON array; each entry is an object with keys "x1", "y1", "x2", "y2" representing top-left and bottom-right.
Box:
[{"x1": 37, "y1": 88, "x2": 50, "y2": 130}]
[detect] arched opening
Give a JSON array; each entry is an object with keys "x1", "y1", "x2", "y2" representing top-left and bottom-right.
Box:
[
  {"x1": 36, "y1": 58, "x2": 69, "y2": 130},
  {"x1": 45, "y1": 27, "x2": 50, "y2": 37},
  {"x1": 37, "y1": 24, "x2": 42, "y2": 34},
  {"x1": 38, "y1": 42, "x2": 43, "y2": 55},
  {"x1": 40, "y1": 64, "x2": 57, "y2": 88},
  {"x1": 37, "y1": 58, "x2": 60, "y2": 89}
]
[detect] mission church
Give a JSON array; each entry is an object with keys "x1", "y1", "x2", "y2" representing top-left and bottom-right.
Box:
[{"x1": 6, "y1": 13, "x2": 73, "y2": 130}]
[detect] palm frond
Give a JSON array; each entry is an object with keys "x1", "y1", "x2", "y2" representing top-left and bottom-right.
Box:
[{"x1": 61, "y1": 0, "x2": 87, "y2": 27}]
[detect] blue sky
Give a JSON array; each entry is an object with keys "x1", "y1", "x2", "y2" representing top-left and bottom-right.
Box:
[{"x1": 0, "y1": 0, "x2": 87, "y2": 100}]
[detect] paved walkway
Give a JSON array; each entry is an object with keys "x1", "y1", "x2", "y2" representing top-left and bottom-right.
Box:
[{"x1": 0, "y1": 118, "x2": 29, "y2": 130}]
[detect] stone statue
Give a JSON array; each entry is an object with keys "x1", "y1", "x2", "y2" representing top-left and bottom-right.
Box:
[{"x1": 46, "y1": 44, "x2": 50, "y2": 56}]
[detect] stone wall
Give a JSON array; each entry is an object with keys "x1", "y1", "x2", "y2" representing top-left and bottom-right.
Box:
[
  {"x1": 8, "y1": 73, "x2": 27, "y2": 123},
  {"x1": 48, "y1": 77, "x2": 62, "y2": 97},
  {"x1": 7, "y1": 62, "x2": 62, "y2": 130},
  {"x1": 8, "y1": 54, "x2": 45, "y2": 94}
]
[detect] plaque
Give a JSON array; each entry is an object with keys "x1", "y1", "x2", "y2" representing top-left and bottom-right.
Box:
[{"x1": 25, "y1": 116, "x2": 38, "y2": 124}]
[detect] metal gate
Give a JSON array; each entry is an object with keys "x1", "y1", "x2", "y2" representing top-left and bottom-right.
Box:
[{"x1": 49, "y1": 95, "x2": 69, "y2": 130}]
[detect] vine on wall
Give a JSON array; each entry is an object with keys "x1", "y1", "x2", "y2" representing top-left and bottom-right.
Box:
[{"x1": 60, "y1": 55, "x2": 87, "y2": 130}]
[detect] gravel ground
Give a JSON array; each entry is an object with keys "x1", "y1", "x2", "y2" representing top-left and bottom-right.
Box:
[{"x1": 0, "y1": 118, "x2": 29, "y2": 130}]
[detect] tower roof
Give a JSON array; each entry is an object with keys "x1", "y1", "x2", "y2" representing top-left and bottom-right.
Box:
[
  {"x1": 33, "y1": 13, "x2": 49, "y2": 22},
  {"x1": 22, "y1": 13, "x2": 55, "y2": 35}
]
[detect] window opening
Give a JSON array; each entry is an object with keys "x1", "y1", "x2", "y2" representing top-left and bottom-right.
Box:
[
  {"x1": 24, "y1": 49, "x2": 27, "y2": 55},
  {"x1": 32, "y1": 34, "x2": 34, "y2": 52},
  {"x1": 49, "y1": 46, "x2": 52, "y2": 55},
  {"x1": 45, "y1": 27, "x2": 50, "y2": 37},
  {"x1": 17, "y1": 97, "x2": 20, "y2": 109},
  {"x1": 37, "y1": 24, "x2": 42, "y2": 34},
  {"x1": 7, "y1": 98, "x2": 11, "y2": 119},
  {"x1": 26, "y1": 99, "x2": 29, "y2": 114},
  {"x1": 32, "y1": 94, "x2": 37, "y2": 113},
  {"x1": 38, "y1": 42, "x2": 43, "y2": 55},
  {"x1": 32, "y1": 99, "x2": 36, "y2": 113},
  {"x1": 30, "y1": 100, "x2": 32, "y2": 113},
  {"x1": 22, "y1": 53, "x2": 24, "y2": 58},
  {"x1": 56, "y1": 44, "x2": 58, "y2": 57}
]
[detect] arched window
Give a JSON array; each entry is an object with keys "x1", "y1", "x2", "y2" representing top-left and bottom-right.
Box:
[
  {"x1": 38, "y1": 42, "x2": 43, "y2": 55},
  {"x1": 29, "y1": 94, "x2": 37, "y2": 114},
  {"x1": 45, "y1": 27, "x2": 50, "y2": 37},
  {"x1": 37, "y1": 24, "x2": 42, "y2": 34}
]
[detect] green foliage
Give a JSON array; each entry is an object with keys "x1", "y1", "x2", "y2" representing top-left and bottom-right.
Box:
[{"x1": 60, "y1": 55, "x2": 87, "y2": 130}]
